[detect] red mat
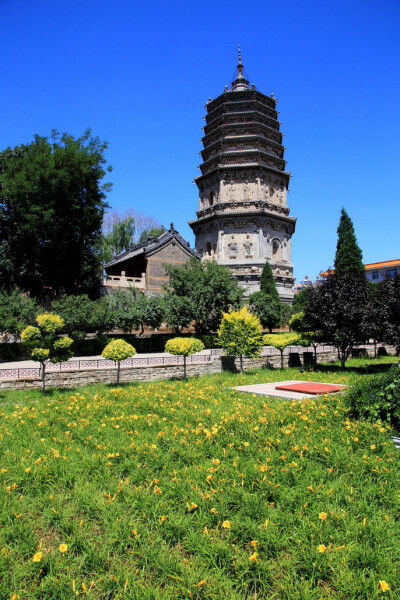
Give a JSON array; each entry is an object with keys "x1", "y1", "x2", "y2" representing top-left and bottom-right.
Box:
[{"x1": 274, "y1": 382, "x2": 345, "y2": 395}]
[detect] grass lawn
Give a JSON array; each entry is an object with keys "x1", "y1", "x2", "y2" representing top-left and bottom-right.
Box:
[{"x1": 0, "y1": 359, "x2": 399, "y2": 599}]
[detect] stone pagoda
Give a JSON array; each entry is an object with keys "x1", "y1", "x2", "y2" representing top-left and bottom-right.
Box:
[{"x1": 188, "y1": 48, "x2": 296, "y2": 302}]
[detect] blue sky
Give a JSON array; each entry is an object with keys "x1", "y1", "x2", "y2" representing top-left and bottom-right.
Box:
[{"x1": 1, "y1": 0, "x2": 399, "y2": 281}]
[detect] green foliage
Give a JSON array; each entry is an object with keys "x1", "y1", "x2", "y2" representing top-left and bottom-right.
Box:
[
  {"x1": 304, "y1": 272, "x2": 369, "y2": 369},
  {"x1": 165, "y1": 258, "x2": 244, "y2": 333},
  {"x1": 280, "y1": 302, "x2": 294, "y2": 327},
  {"x1": 263, "y1": 332, "x2": 301, "y2": 368},
  {"x1": 263, "y1": 332, "x2": 301, "y2": 351},
  {"x1": 370, "y1": 275, "x2": 400, "y2": 353},
  {"x1": 101, "y1": 215, "x2": 135, "y2": 262},
  {"x1": 165, "y1": 337, "x2": 205, "y2": 357},
  {"x1": 0, "y1": 129, "x2": 111, "y2": 296},
  {"x1": 218, "y1": 306, "x2": 263, "y2": 372},
  {"x1": 334, "y1": 208, "x2": 364, "y2": 277},
  {"x1": 21, "y1": 312, "x2": 74, "y2": 392},
  {"x1": 107, "y1": 290, "x2": 164, "y2": 334},
  {"x1": 259, "y1": 261, "x2": 280, "y2": 301},
  {"x1": 21, "y1": 325, "x2": 41, "y2": 342},
  {"x1": 292, "y1": 287, "x2": 313, "y2": 311},
  {"x1": 138, "y1": 226, "x2": 166, "y2": 243},
  {"x1": 102, "y1": 339, "x2": 136, "y2": 385},
  {"x1": 51, "y1": 295, "x2": 114, "y2": 336},
  {"x1": 101, "y1": 338, "x2": 136, "y2": 362},
  {"x1": 36, "y1": 312, "x2": 64, "y2": 334},
  {"x1": 248, "y1": 291, "x2": 281, "y2": 332},
  {"x1": 165, "y1": 337, "x2": 205, "y2": 379},
  {"x1": 345, "y1": 364, "x2": 400, "y2": 428},
  {"x1": 0, "y1": 289, "x2": 37, "y2": 339},
  {"x1": 31, "y1": 347, "x2": 50, "y2": 362}
]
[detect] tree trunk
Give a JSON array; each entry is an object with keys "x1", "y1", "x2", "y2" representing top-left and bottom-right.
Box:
[
  {"x1": 340, "y1": 352, "x2": 346, "y2": 370},
  {"x1": 183, "y1": 356, "x2": 187, "y2": 379},
  {"x1": 41, "y1": 362, "x2": 46, "y2": 394},
  {"x1": 280, "y1": 350, "x2": 284, "y2": 369},
  {"x1": 240, "y1": 354, "x2": 243, "y2": 373},
  {"x1": 117, "y1": 362, "x2": 120, "y2": 385},
  {"x1": 313, "y1": 345, "x2": 318, "y2": 366}
]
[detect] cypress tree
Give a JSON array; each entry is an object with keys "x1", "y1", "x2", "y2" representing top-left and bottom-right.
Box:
[
  {"x1": 259, "y1": 260, "x2": 280, "y2": 301},
  {"x1": 334, "y1": 208, "x2": 364, "y2": 277}
]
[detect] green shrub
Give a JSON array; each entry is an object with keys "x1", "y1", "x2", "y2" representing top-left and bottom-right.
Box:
[{"x1": 345, "y1": 364, "x2": 400, "y2": 428}]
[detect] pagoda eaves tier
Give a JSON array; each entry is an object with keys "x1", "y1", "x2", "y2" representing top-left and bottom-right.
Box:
[{"x1": 189, "y1": 57, "x2": 296, "y2": 302}]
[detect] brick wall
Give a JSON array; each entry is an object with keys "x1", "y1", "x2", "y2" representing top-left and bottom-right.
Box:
[{"x1": 0, "y1": 345, "x2": 396, "y2": 391}]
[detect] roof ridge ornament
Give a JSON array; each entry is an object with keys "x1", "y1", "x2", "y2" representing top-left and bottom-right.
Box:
[{"x1": 231, "y1": 45, "x2": 250, "y2": 91}]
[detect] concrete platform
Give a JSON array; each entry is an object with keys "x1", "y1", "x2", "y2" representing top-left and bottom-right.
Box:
[{"x1": 234, "y1": 380, "x2": 347, "y2": 400}]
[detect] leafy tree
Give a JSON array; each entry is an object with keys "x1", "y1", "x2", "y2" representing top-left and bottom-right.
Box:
[
  {"x1": 372, "y1": 275, "x2": 400, "y2": 354},
  {"x1": 289, "y1": 311, "x2": 323, "y2": 365},
  {"x1": 217, "y1": 306, "x2": 264, "y2": 373},
  {"x1": 107, "y1": 289, "x2": 164, "y2": 335},
  {"x1": 304, "y1": 273, "x2": 369, "y2": 369},
  {"x1": 334, "y1": 208, "x2": 364, "y2": 277},
  {"x1": 164, "y1": 295, "x2": 195, "y2": 333},
  {"x1": 0, "y1": 289, "x2": 37, "y2": 339},
  {"x1": 0, "y1": 129, "x2": 111, "y2": 296},
  {"x1": 248, "y1": 291, "x2": 281, "y2": 332},
  {"x1": 101, "y1": 339, "x2": 136, "y2": 385},
  {"x1": 260, "y1": 261, "x2": 280, "y2": 301},
  {"x1": 280, "y1": 302, "x2": 294, "y2": 328},
  {"x1": 139, "y1": 226, "x2": 166, "y2": 243},
  {"x1": 21, "y1": 313, "x2": 74, "y2": 393},
  {"x1": 165, "y1": 258, "x2": 243, "y2": 333},
  {"x1": 102, "y1": 209, "x2": 164, "y2": 251},
  {"x1": 263, "y1": 332, "x2": 301, "y2": 369},
  {"x1": 292, "y1": 287, "x2": 313, "y2": 312},
  {"x1": 50, "y1": 295, "x2": 114, "y2": 337},
  {"x1": 302, "y1": 210, "x2": 369, "y2": 370},
  {"x1": 101, "y1": 215, "x2": 135, "y2": 262},
  {"x1": 165, "y1": 338, "x2": 205, "y2": 379}
]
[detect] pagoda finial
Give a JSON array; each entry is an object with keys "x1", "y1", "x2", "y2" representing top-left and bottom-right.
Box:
[{"x1": 231, "y1": 45, "x2": 249, "y2": 91}]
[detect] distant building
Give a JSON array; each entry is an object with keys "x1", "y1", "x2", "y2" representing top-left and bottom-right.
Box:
[
  {"x1": 102, "y1": 226, "x2": 197, "y2": 295},
  {"x1": 293, "y1": 276, "x2": 314, "y2": 294},
  {"x1": 365, "y1": 259, "x2": 400, "y2": 282},
  {"x1": 301, "y1": 259, "x2": 400, "y2": 291},
  {"x1": 189, "y1": 48, "x2": 296, "y2": 302}
]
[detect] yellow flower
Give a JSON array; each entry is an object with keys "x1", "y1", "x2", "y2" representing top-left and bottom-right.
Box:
[
  {"x1": 59, "y1": 543, "x2": 68, "y2": 553},
  {"x1": 250, "y1": 540, "x2": 258, "y2": 548},
  {"x1": 317, "y1": 544, "x2": 326, "y2": 553},
  {"x1": 222, "y1": 520, "x2": 231, "y2": 529},
  {"x1": 159, "y1": 515, "x2": 167, "y2": 523},
  {"x1": 32, "y1": 551, "x2": 43, "y2": 562},
  {"x1": 379, "y1": 580, "x2": 390, "y2": 592},
  {"x1": 210, "y1": 507, "x2": 218, "y2": 515},
  {"x1": 249, "y1": 552, "x2": 259, "y2": 562},
  {"x1": 196, "y1": 579, "x2": 206, "y2": 587},
  {"x1": 154, "y1": 485, "x2": 162, "y2": 494},
  {"x1": 319, "y1": 512, "x2": 328, "y2": 521},
  {"x1": 371, "y1": 444, "x2": 376, "y2": 450},
  {"x1": 307, "y1": 485, "x2": 313, "y2": 491},
  {"x1": 212, "y1": 458, "x2": 220, "y2": 465}
]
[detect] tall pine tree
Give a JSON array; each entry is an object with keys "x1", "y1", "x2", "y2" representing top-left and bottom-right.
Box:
[
  {"x1": 259, "y1": 261, "x2": 280, "y2": 301},
  {"x1": 334, "y1": 208, "x2": 364, "y2": 277}
]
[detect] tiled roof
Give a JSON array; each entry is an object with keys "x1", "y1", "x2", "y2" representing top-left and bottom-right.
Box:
[
  {"x1": 104, "y1": 228, "x2": 196, "y2": 269},
  {"x1": 365, "y1": 259, "x2": 400, "y2": 270}
]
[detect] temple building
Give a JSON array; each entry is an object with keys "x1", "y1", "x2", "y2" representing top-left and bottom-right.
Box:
[
  {"x1": 102, "y1": 225, "x2": 197, "y2": 295},
  {"x1": 189, "y1": 48, "x2": 296, "y2": 302}
]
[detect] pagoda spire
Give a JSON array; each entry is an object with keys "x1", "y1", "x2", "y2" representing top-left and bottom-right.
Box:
[{"x1": 231, "y1": 45, "x2": 249, "y2": 91}]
